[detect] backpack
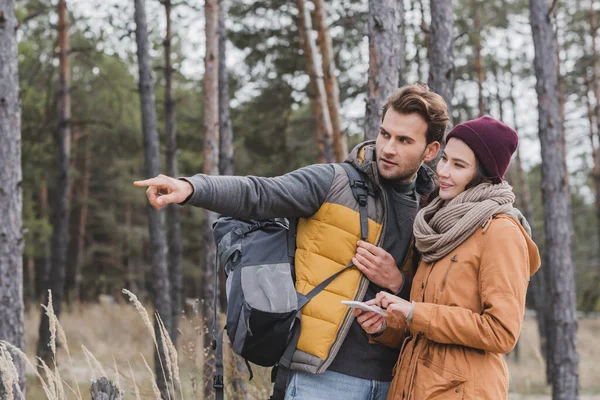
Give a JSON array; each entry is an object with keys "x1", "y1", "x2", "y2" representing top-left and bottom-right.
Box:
[{"x1": 210, "y1": 163, "x2": 371, "y2": 400}]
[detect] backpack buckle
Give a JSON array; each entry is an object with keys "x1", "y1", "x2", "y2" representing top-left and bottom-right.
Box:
[
  {"x1": 357, "y1": 194, "x2": 368, "y2": 207},
  {"x1": 351, "y1": 180, "x2": 368, "y2": 190},
  {"x1": 213, "y1": 374, "x2": 224, "y2": 389}
]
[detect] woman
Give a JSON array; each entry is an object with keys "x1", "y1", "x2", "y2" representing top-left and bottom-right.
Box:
[{"x1": 356, "y1": 116, "x2": 541, "y2": 399}]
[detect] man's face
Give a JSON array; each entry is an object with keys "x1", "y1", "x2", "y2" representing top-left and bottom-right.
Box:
[{"x1": 375, "y1": 109, "x2": 440, "y2": 182}]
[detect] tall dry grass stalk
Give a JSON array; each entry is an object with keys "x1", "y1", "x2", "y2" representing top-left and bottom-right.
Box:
[
  {"x1": 81, "y1": 345, "x2": 107, "y2": 379},
  {"x1": 1, "y1": 341, "x2": 54, "y2": 400},
  {"x1": 128, "y1": 361, "x2": 143, "y2": 400},
  {"x1": 122, "y1": 288, "x2": 174, "y2": 400},
  {"x1": 141, "y1": 353, "x2": 163, "y2": 400},
  {"x1": 0, "y1": 343, "x2": 25, "y2": 400}
]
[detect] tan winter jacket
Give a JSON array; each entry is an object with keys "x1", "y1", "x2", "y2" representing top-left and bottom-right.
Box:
[{"x1": 372, "y1": 214, "x2": 541, "y2": 399}]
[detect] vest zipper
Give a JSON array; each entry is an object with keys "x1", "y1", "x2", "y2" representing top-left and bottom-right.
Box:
[
  {"x1": 440, "y1": 255, "x2": 458, "y2": 292},
  {"x1": 317, "y1": 183, "x2": 388, "y2": 373}
]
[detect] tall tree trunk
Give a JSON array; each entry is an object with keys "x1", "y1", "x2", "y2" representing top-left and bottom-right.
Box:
[
  {"x1": 37, "y1": 0, "x2": 71, "y2": 366},
  {"x1": 415, "y1": 0, "x2": 427, "y2": 83},
  {"x1": 529, "y1": 0, "x2": 579, "y2": 397},
  {"x1": 217, "y1": 0, "x2": 232, "y2": 313},
  {"x1": 509, "y1": 49, "x2": 547, "y2": 369},
  {"x1": 591, "y1": 1, "x2": 600, "y2": 171},
  {"x1": 364, "y1": 0, "x2": 401, "y2": 140},
  {"x1": 0, "y1": 0, "x2": 26, "y2": 394},
  {"x1": 133, "y1": 0, "x2": 173, "y2": 397},
  {"x1": 586, "y1": 79, "x2": 600, "y2": 268},
  {"x1": 296, "y1": 0, "x2": 334, "y2": 163},
  {"x1": 40, "y1": 180, "x2": 51, "y2": 301},
  {"x1": 428, "y1": 0, "x2": 454, "y2": 122},
  {"x1": 313, "y1": 0, "x2": 347, "y2": 161},
  {"x1": 163, "y1": 0, "x2": 183, "y2": 350},
  {"x1": 203, "y1": 0, "x2": 220, "y2": 397},
  {"x1": 73, "y1": 132, "x2": 90, "y2": 302},
  {"x1": 553, "y1": 17, "x2": 569, "y2": 187},
  {"x1": 473, "y1": 0, "x2": 484, "y2": 117}
]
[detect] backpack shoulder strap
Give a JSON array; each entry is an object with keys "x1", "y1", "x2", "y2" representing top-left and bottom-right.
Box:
[{"x1": 338, "y1": 163, "x2": 370, "y2": 240}]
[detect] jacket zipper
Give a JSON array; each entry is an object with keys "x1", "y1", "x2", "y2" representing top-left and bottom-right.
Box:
[
  {"x1": 440, "y1": 255, "x2": 457, "y2": 292},
  {"x1": 317, "y1": 183, "x2": 388, "y2": 373}
]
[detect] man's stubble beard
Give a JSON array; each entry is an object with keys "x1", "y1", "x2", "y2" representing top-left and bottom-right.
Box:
[{"x1": 378, "y1": 145, "x2": 428, "y2": 183}]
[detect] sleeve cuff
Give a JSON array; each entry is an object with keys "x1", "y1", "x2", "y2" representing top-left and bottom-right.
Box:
[
  {"x1": 410, "y1": 302, "x2": 435, "y2": 336},
  {"x1": 177, "y1": 178, "x2": 195, "y2": 205}
]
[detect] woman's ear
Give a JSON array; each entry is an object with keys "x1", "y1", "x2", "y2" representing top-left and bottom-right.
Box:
[{"x1": 423, "y1": 141, "x2": 441, "y2": 162}]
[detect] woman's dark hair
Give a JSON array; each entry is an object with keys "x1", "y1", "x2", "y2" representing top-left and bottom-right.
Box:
[{"x1": 465, "y1": 160, "x2": 491, "y2": 190}]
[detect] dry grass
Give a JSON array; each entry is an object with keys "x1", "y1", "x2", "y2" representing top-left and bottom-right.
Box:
[
  {"x1": 507, "y1": 316, "x2": 600, "y2": 397},
  {"x1": 5, "y1": 299, "x2": 597, "y2": 399}
]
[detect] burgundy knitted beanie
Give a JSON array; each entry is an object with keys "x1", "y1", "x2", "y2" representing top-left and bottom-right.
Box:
[{"x1": 446, "y1": 116, "x2": 518, "y2": 184}]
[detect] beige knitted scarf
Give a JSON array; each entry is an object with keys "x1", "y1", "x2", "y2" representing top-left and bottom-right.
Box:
[{"x1": 414, "y1": 181, "x2": 515, "y2": 263}]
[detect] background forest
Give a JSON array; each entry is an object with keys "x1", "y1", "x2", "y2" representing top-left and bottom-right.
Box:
[{"x1": 1, "y1": 0, "x2": 599, "y2": 398}]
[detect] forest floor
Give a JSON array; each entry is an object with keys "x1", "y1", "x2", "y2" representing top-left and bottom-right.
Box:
[{"x1": 20, "y1": 302, "x2": 600, "y2": 399}]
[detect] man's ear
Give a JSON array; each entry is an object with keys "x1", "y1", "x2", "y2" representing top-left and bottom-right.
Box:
[{"x1": 423, "y1": 141, "x2": 441, "y2": 162}]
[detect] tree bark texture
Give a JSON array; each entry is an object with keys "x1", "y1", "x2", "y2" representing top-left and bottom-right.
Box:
[
  {"x1": 72, "y1": 132, "x2": 90, "y2": 302},
  {"x1": 0, "y1": 0, "x2": 26, "y2": 394},
  {"x1": 473, "y1": 0, "x2": 485, "y2": 117},
  {"x1": 37, "y1": 0, "x2": 71, "y2": 366},
  {"x1": 217, "y1": 0, "x2": 232, "y2": 314},
  {"x1": 428, "y1": 0, "x2": 454, "y2": 122},
  {"x1": 364, "y1": 0, "x2": 400, "y2": 140},
  {"x1": 134, "y1": 0, "x2": 173, "y2": 397},
  {"x1": 529, "y1": 0, "x2": 579, "y2": 397},
  {"x1": 296, "y1": 0, "x2": 334, "y2": 163},
  {"x1": 313, "y1": 0, "x2": 347, "y2": 161},
  {"x1": 163, "y1": 0, "x2": 183, "y2": 348},
  {"x1": 203, "y1": 0, "x2": 220, "y2": 397}
]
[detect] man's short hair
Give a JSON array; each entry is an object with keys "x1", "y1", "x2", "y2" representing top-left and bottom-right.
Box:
[{"x1": 381, "y1": 83, "x2": 449, "y2": 145}]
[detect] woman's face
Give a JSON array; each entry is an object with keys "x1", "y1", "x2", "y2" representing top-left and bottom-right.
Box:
[{"x1": 436, "y1": 138, "x2": 478, "y2": 201}]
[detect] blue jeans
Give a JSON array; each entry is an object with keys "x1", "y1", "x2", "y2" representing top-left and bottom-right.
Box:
[{"x1": 284, "y1": 370, "x2": 391, "y2": 400}]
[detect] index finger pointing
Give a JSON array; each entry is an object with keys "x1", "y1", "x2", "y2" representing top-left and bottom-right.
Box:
[{"x1": 133, "y1": 177, "x2": 165, "y2": 187}]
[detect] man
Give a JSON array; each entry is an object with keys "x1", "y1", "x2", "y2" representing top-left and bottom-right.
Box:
[{"x1": 135, "y1": 83, "x2": 449, "y2": 399}]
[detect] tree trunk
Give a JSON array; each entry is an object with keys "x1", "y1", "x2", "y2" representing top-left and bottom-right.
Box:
[
  {"x1": 296, "y1": 0, "x2": 334, "y2": 163},
  {"x1": 364, "y1": 0, "x2": 400, "y2": 140},
  {"x1": 73, "y1": 132, "x2": 90, "y2": 302},
  {"x1": 218, "y1": 0, "x2": 232, "y2": 313},
  {"x1": 507, "y1": 30, "x2": 547, "y2": 370},
  {"x1": 40, "y1": 180, "x2": 51, "y2": 302},
  {"x1": 591, "y1": 1, "x2": 600, "y2": 178},
  {"x1": 313, "y1": 0, "x2": 347, "y2": 162},
  {"x1": 415, "y1": 0, "x2": 427, "y2": 83},
  {"x1": 163, "y1": 0, "x2": 183, "y2": 350},
  {"x1": 529, "y1": 0, "x2": 579, "y2": 397},
  {"x1": 554, "y1": 19, "x2": 569, "y2": 187},
  {"x1": 473, "y1": 0, "x2": 485, "y2": 117},
  {"x1": 586, "y1": 78, "x2": 600, "y2": 280},
  {"x1": 0, "y1": 0, "x2": 26, "y2": 394},
  {"x1": 203, "y1": 0, "x2": 220, "y2": 397},
  {"x1": 37, "y1": 0, "x2": 71, "y2": 367},
  {"x1": 428, "y1": 0, "x2": 454, "y2": 122},
  {"x1": 133, "y1": 0, "x2": 173, "y2": 397}
]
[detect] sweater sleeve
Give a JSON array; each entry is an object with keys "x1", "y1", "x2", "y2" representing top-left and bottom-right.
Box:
[
  {"x1": 410, "y1": 222, "x2": 531, "y2": 354},
  {"x1": 179, "y1": 164, "x2": 335, "y2": 219}
]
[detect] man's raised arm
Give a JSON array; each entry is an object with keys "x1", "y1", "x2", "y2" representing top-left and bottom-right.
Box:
[{"x1": 134, "y1": 164, "x2": 335, "y2": 219}]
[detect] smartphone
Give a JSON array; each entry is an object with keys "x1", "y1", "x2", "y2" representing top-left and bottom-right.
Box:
[{"x1": 341, "y1": 300, "x2": 388, "y2": 317}]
